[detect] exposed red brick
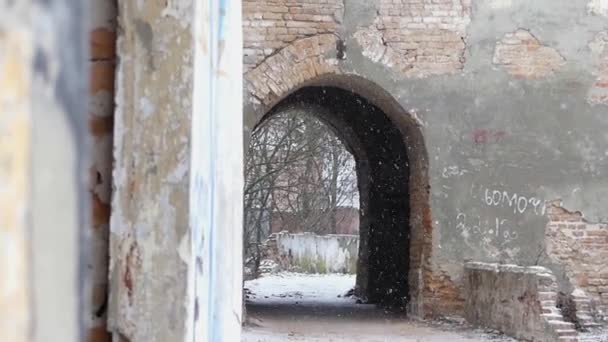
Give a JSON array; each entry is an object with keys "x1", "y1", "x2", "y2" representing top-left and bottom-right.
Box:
[
  {"x1": 243, "y1": 0, "x2": 344, "y2": 71},
  {"x1": 423, "y1": 268, "x2": 465, "y2": 318},
  {"x1": 545, "y1": 203, "x2": 608, "y2": 322},
  {"x1": 91, "y1": 192, "x2": 111, "y2": 227},
  {"x1": 245, "y1": 34, "x2": 340, "y2": 106},
  {"x1": 88, "y1": 326, "x2": 111, "y2": 342},
  {"x1": 89, "y1": 115, "x2": 114, "y2": 137},
  {"x1": 588, "y1": 31, "x2": 608, "y2": 105},
  {"x1": 90, "y1": 61, "x2": 115, "y2": 94},
  {"x1": 493, "y1": 29, "x2": 565, "y2": 79},
  {"x1": 354, "y1": 0, "x2": 471, "y2": 78},
  {"x1": 90, "y1": 28, "x2": 116, "y2": 60}
]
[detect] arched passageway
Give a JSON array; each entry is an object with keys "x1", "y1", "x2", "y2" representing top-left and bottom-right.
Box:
[{"x1": 251, "y1": 86, "x2": 412, "y2": 309}]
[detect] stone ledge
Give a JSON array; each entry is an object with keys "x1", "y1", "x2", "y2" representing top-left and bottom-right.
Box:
[{"x1": 465, "y1": 261, "x2": 579, "y2": 342}]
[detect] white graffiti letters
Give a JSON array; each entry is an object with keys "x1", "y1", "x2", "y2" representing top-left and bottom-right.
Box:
[
  {"x1": 483, "y1": 188, "x2": 545, "y2": 216},
  {"x1": 442, "y1": 166, "x2": 469, "y2": 179},
  {"x1": 456, "y1": 212, "x2": 519, "y2": 243}
]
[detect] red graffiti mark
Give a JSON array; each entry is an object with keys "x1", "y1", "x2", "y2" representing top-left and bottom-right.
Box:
[{"x1": 473, "y1": 129, "x2": 506, "y2": 145}]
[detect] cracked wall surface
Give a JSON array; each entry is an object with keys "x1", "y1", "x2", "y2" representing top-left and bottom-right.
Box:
[
  {"x1": 588, "y1": 31, "x2": 608, "y2": 105},
  {"x1": 354, "y1": 0, "x2": 471, "y2": 78},
  {"x1": 245, "y1": 34, "x2": 340, "y2": 106},
  {"x1": 243, "y1": 0, "x2": 344, "y2": 71},
  {"x1": 546, "y1": 203, "x2": 608, "y2": 323},
  {"x1": 109, "y1": 1, "x2": 194, "y2": 340},
  {"x1": 492, "y1": 29, "x2": 565, "y2": 79}
]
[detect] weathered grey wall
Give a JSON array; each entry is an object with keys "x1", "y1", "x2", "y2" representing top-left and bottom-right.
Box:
[
  {"x1": 243, "y1": 0, "x2": 608, "y2": 320},
  {"x1": 110, "y1": 0, "x2": 244, "y2": 341},
  {"x1": 109, "y1": 1, "x2": 195, "y2": 340},
  {"x1": 269, "y1": 232, "x2": 359, "y2": 274}
]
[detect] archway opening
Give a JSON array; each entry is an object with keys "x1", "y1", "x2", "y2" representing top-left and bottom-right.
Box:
[{"x1": 244, "y1": 85, "x2": 412, "y2": 313}]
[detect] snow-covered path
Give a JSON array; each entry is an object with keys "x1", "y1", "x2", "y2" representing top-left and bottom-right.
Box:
[
  {"x1": 244, "y1": 272, "x2": 357, "y2": 305},
  {"x1": 242, "y1": 273, "x2": 517, "y2": 342}
]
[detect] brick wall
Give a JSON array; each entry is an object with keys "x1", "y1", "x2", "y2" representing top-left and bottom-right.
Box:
[
  {"x1": 88, "y1": 0, "x2": 116, "y2": 341},
  {"x1": 270, "y1": 207, "x2": 360, "y2": 235},
  {"x1": 588, "y1": 31, "x2": 608, "y2": 105},
  {"x1": 465, "y1": 262, "x2": 578, "y2": 342},
  {"x1": 354, "y1": 0, "x2": 471, "y2": 77},
  {"x1": 243, "y1": 0, "x2": 344, "y2": 71},
  {"x1": 422, "y1": 267, "x2": 465, "y2": 318},
  {"x1": 492, "y1": 29, "x2": 565, "y2": 79},
  {"x1": 546, "y1": 202, "x2": 608, "y2": 323}
]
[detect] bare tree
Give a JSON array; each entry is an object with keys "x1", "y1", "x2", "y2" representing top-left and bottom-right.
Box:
[{"x1": 243, "y1": 109, "x2": 358, "y2": 277}]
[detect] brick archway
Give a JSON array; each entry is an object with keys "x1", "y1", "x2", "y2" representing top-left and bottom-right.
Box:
[
  {"x1": 244, "y1": 47, "x2": 432, "y2": 312},
  {"x1": 245, "y1": 34, "x2": 342, "y2": 110}
]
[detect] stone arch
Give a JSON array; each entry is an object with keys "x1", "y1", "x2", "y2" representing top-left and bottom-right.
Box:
[{"x1": 244, "y1": 42, "x2": 431, "y2": 312}]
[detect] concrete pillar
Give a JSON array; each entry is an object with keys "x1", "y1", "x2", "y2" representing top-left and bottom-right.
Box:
[
  {"x1": 192, "y1": 0, "x2": 244, "y2": 340},
  {"x1": 0, "y1": 0, "x2": 89, "y2": 341},
  {"x1": 109, "y1": 0, "x2": 243, "y2": 341}
]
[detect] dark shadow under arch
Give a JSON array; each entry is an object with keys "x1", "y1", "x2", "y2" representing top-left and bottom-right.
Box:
[{"x1": 257, "y1": 86, "x2": 411, "y2": 309}]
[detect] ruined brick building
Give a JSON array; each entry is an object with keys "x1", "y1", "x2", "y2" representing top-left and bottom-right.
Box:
[{"x1": 2, "y1": 0, "x2": 608, "y2": 341}]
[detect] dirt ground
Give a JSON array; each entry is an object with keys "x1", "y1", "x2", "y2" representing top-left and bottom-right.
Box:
[
  {"x1": 242, "y1": 301, "x2": 520, "y2": 341},
  {"x1": 242, "y1": 273, "x2": 517, "y2": 342}
]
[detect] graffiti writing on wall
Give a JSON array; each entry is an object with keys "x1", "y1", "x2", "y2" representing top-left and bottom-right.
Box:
[
  {"x1": 456, "y1": 212, "x2": 519, "y2": 244},
  {"x1": 472, "y1": 129, "x2": 506, "y2": 144},
  {"x1": 442, "y1": 165, "x2": 469, "y2": 179},
  {"x1": 482, "y1": 187, "x2": 546, "y2": 216}
]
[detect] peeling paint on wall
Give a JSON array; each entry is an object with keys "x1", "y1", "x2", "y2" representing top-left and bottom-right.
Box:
[
  {"x1": 108, "y1": 0, "x2": 195, "y2": 340},
  {"x1": 588, "y1": 31, "x2": 608, "y2": 105},
  {"x1": 493, "y1": 29, "x2": 565, "y2": 79},
  {"x1": 354, "y1": 0, "x2": 471, "y2": 78}
]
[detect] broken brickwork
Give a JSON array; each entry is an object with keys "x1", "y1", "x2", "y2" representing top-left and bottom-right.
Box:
[
  {"x1": 243, "y1": 0, "x2": 344, "y2": 71},
  {"x1": 465, "y1": 262, "x2": 579, "y2": 342},
  {"x1": 588, "y1": 31, "x2": 608, "y2": 105},
  {"x1": 492, "y1": 29, "x2": 565, "y2": 79},
  {"x1": 87, "y1": 1, "x2": 116, "y2": 341},
  {"x1": 354, "y1": 0, "x2": 471, "y2": 78},
  {"x1": 245, "y1": 34, "x2": 341, "y2": 106},
  {"x1": 546, "y1": 202, "x2": 608, "y2": 324}
]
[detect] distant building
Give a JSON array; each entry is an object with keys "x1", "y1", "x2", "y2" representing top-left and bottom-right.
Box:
[{"x1": 270, "y1": 206, "x2": 359, "y2": 235}]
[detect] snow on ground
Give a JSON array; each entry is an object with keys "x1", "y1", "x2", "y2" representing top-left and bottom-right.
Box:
[
  {"x1": 244, "y1": 272, "x2": 357, "y2": 305},
  {"x1": 580, "y1": 329, "x2": 608, "y2": 342},
  {"x1": 243, "y1": 272, "x2": 518, "y2": 342}
]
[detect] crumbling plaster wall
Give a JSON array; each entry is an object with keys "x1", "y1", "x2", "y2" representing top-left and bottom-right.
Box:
[
  {"x1": 243, "y1": 0, "x2": 608, "y2": 320},
  {"x1": 109, "y1": 1, "x2": 195, "y2": 340},
  {"x1": 109, "y1": 0, "x2": 244, "y2": 340},
  {"x1": 545, "y1": 203, "x2": 608, "y2": 323},
  {"x1": 465, "y1": 262, "x2": 578, "y2": 341}
]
